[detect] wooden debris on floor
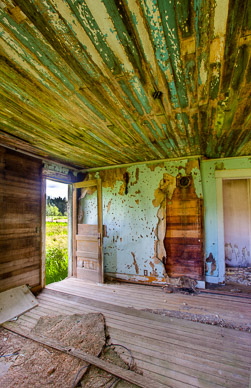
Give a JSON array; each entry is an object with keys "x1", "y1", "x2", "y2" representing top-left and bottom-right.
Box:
[
  {"x1": 0, "y1": 313, "x2": 147, "y2": 388},
  {"x1": 225, "y1": 266, "x2": 251, "y2": 286},
  {"x1": 0, "y1": 285, "x2": 38, "y2": 324},
  {"x1": 79, "y1": 345, "x2": 139, "y2": 388},
  {"x1": 3, "y1": 282, "x2": 251, "y2": 388},
  {"x1": 0, "y1": 313, "x2": 106, "y2": 387}
]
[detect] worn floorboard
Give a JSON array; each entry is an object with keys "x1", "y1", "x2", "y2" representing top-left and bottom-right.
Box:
[
  {"x1": 47, "y1": 277, "x2": 251, "y2": 330},
  {"x1": 2, "y1": 278, "x2": 251, "y2": 388}
]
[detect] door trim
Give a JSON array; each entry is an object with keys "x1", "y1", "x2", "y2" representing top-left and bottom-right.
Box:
[{"x1": 41, "y1": 177, "x2": 46, "y2": 288}]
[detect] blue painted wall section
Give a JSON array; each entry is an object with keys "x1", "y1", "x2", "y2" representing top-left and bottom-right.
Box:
[
  {"x1": 80, "y1": 156, "x2": 251, "y2": 284},
  {"x1": 80, "y1": 158, "x2": 203, "y2": 282}
]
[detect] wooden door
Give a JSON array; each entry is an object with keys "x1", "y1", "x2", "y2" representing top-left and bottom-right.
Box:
[
  {"x1": 72, "y1": 179, "x2": 104, "y2": 283},
  {"x1": 164, "y1": 175, "x2": 204, "y2": 280}
]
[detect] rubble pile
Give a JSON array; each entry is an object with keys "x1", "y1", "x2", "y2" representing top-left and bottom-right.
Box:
[{"x1": 225, "y1": 267, "x2": 251, "y2": 286}]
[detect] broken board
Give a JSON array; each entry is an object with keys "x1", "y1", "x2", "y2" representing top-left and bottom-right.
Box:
[{"x1": 0, "y1": 285, "x2": 38, "y2": 324}]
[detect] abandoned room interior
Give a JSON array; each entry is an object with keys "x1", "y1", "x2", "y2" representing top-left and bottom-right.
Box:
[{"x1": 0, "y1": 0, "x2": 251, "y2": 387}]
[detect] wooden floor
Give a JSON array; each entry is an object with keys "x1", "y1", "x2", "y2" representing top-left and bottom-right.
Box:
[
  {"x1": 47, "y1": 277, "x2": 251, "y2": 331},
  {"x1": 3, "y1": 277, "x2": 251, "y2": 388}
]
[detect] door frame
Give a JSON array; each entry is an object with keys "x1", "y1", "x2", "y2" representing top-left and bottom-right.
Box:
[
  {"x1": 41, "y1": 177, "x2": 46, "y2": 288},
  {"x1": 215, "y1": 168, "x2": 251, "y2": 283},
  {"x1": 72, "y1": 179, "x2": 104, "y2": 283}
]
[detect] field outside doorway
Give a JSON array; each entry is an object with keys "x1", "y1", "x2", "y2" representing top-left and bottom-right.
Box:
[{"x1": 46, "y1": 180, "x2": 68, "y2": 285}]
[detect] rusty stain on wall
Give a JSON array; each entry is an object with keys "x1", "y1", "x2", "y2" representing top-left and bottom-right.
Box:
[
  {"x1": 149, "y1": 261, "x2": 158, "y2": 277},
  {"x1": 107, "y1": 199, "x2": 112, "y2": 213},
  {"x1": 185, "y1": 159, "x2": 200, "y2": 175},
  {"x1": 147, "y1": 163, "x2": 165, "y2": 172},
  {"x1": 91, "y1": 169, "x2": 127, "y2": 189},
  {"x1": 206, "y1": 253, "x2": 217, "y2": 276},
  {"x1": 130, "y1": 167, "x2": 139, "y2": 186},
  {"x1": 118, "y1": 183, "x2": 125, "y2": 196},
  {"x1": 131, "y1": 252, "x2": 139, "y2": 274},
  {"x1": 215, "y1": 162, "x2": 225, "y2": 170}
]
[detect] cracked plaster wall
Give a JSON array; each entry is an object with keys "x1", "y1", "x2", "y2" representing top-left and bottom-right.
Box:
[{"x1": 80, "y1": 158, "x2": 202, "y2": 282}]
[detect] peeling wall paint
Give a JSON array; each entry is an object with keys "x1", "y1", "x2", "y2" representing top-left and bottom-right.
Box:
[
  {"x1": 80, "y1": 158, "x2": 203, "y2": 282},
  {"x1": 79, "y1": 156, "x2": 251, "y2": 284}
]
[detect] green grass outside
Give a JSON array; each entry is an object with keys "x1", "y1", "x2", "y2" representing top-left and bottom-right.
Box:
[
  {"x1": 46, "y1": 216, "x2": 68, "y2": 220},
  {"x1": 46, "y1": 222, "x2": 68, "y2": 285}
]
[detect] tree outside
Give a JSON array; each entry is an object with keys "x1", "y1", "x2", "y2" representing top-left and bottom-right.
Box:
[{"x1": 46, "y1": 196, "x2": 67, "y2": 217}]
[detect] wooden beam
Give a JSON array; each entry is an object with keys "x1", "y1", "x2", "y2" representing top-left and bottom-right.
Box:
[
  {"x1": 73, "y1": 179, "x2": 98, "y2": 189},
  {"x1": 3, "y1": 326, "x2": 165, "y2": 388},
  {"x1": 79, "y1": 155, "x2": 203, "y2": 173}
]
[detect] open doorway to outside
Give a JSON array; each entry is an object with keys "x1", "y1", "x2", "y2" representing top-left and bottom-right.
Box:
[
  {"x1": 46, "y1": 180, "x2": 69, "y2": 285},
  {"x1": 223, "y1": 179, "x2": 251, "y2": 287}
]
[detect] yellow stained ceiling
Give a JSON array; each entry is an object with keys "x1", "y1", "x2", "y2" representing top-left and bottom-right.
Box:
[{"x1": 0, "y1": 0, "x2": 250, "y2": 168}]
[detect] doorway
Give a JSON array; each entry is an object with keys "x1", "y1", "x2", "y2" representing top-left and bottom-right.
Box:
[
  {"x1": 45, "y1": 179, "x2": 69, "y2": 285},
  {"x1": 223, "y1": 179, "x2": 251, "y2": 285}
]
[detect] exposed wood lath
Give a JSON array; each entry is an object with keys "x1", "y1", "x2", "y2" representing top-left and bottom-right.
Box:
[{"x1": 0, "y1": 0, "x2": 250, "y2": 168}]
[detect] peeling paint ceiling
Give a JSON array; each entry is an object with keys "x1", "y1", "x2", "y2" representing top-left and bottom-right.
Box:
[{"x1": 0, "y1": 0, "x2": 250, "y2": 168}]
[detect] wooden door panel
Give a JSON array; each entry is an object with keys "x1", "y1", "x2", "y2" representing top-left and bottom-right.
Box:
[
  {"x1": 168, "y1": 199, "x2": 199, "y2": 209},
  {"x1": 77, "y1": 238, "x2": 99, "y2": 254},
  {"x1": 164, "y1": 176, "x2": 204, "y2": 280},
  {"x1": 73, "y1": 179, "x2": 104, "y2": 283},
  {"x1": 166, "y1": 215, "x2": 199, "y2": 224},
  {"x1": 165, "y1": 229, "x2": 201, "y2": 238},
  {"x1": 165, "y1": 244, "x2": 202, "y2": 256},
  {"x1": 165, "y1": 237, "x2": 202, "y2": 247},
  {"x1": 166, "y1": 207, "x2": 200, "y2": 216},
  {"x1": 76, "y1": 223, "x2": 99, "y2": 281},
  {"x1": 78, "y1": 224, "x2": 99, "y2": 235}
]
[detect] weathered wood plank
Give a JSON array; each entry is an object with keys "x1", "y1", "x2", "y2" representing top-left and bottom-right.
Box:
[
  {"x1": 0, "y1": 285, "x2": 38, "y2": 324},
  {"x1": 0, "y1": 147, "x2": 42, "y2": 292},
  {"x1": 73, "y1": 179, "x2": 97, "y2": 189},
  {"x1": 77, "y1": 250, "x2": 98, "y2": 259},
  {"x1": 4, "y1": 283, "x2": 251, "y2": 388}
]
